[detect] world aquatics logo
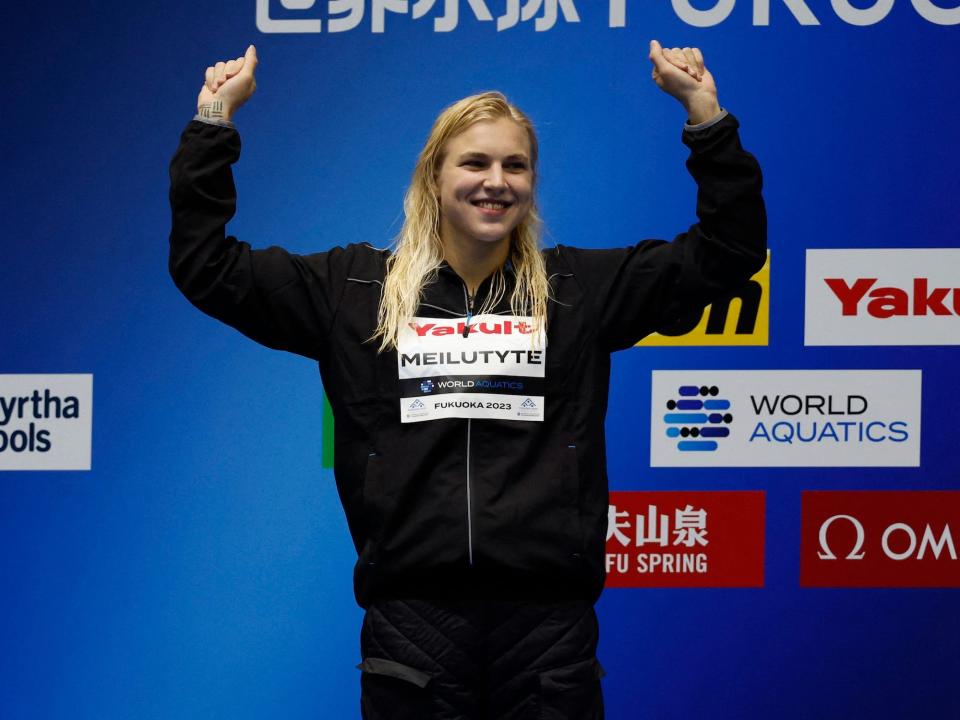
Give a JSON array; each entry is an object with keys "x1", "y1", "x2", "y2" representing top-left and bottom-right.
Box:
[{"x1": 664, "y1": 385, "x2": 734, "y2": 452}]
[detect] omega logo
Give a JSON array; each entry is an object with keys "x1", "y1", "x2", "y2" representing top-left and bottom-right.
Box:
[{"x1": 817, "y1": 514, "x2": 957, "y2": 561}]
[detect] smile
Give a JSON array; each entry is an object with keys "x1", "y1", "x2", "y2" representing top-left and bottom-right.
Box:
[{"x1": 471, "y1": 199, "x2": 513, "y2": 211}]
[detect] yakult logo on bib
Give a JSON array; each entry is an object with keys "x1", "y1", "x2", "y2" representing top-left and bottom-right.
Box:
[
  {"x1": 406, "y1": 318, "x2": 538, "y2": 337},
  {"x1": 805, "y1": 249, "x2": 960, "y2": 346},
  {"x1": 397, "y1": 314, "x2": 546, "y2": 423}
]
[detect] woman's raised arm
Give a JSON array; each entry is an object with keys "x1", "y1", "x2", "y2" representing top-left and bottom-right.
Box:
[{"x1": 169, "y1": 46, "x2": 356, "y2": 360}]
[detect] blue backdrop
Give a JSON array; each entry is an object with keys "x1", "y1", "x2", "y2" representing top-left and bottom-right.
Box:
[{"x1": 2, "y1": 1, "x2": 958, "y2": 718}]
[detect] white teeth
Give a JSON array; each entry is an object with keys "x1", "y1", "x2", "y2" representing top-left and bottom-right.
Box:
[{"x1": 477, "y1": 201, "x2": 507, "y2": 209}]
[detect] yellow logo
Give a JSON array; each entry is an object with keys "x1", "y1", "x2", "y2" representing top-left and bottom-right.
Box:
[{"x1": 637, "y1": 251, "x2": 770, "y2": 347}]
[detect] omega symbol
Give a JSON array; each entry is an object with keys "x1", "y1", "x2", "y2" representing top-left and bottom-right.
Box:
[{"x1": 817, "y1": 514, "x2": 866, "y2": 560}]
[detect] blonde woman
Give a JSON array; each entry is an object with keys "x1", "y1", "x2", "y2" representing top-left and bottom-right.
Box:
[{"x1": 170, "y1": 41, "x2": 765, "y2": 719}]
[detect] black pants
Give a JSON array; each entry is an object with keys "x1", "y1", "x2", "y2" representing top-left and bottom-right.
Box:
[{"x1": 358, "y1": 598, "x2": 604, "y2": 720}]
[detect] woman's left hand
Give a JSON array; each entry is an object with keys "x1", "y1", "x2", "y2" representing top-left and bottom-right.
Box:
[{"x1": 649, "y1": 40, "x2": 722, "y2": 125}]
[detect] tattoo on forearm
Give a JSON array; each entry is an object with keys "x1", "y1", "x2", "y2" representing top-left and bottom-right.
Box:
[{"x1": 198, "y1": 101, "x2": 224, "y2": 119}]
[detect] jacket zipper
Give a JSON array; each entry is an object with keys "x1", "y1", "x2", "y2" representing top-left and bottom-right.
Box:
[
  {"x1": 466, "y1": 418, "x2": 474, "y2": 566},
  {"x1": 462, "y1": 282, "x2": 475, "y2": 565}
]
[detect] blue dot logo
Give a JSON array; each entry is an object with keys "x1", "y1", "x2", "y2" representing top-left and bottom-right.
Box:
[{"x1": 663, "y1": 385, "x2": 733, "y2": 452}]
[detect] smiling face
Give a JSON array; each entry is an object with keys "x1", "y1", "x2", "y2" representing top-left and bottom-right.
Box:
[{"x1": 436, "y1": 117, "x2": 534, "y2": 254}]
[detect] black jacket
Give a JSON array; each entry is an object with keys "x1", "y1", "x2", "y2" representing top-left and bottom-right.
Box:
[{"x1": 169, "y1": 114, "x2": 766, "y2": 608}]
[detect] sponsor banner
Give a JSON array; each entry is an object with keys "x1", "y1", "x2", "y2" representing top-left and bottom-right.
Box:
[
  {"x1": 650, "y1": 370, "x2": 921, "y2": 467},
  {"x1": 638, "y1": 251, "x2": 769, "y2": 346},
  {"x1": 605, "y1": 491, "x2": 765, "y2": 588},
  {"x1": 256, "y1": 0, "x2": 582, "y2": 34},
  {"x1": 255, "y1": 0, "x2": 960, "y2": 34},
  {"x1": 0, "y1": 374, "x2": 93, "y2": 471},
  {"x1": 801, "y1": 492, "x2": 960, "y2": 588},
  {"x1": 398, "y1": 314, "x2": 546, "y2": 422},
  {"x1": 805, "y1": 248, "x2": 960, "y2": 346}
]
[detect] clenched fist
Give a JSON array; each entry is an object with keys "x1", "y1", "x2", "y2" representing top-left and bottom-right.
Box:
[
  {"x1": 649, "y1": 40, "x2": 721, "y2": 125},
  {"x1": 196, "y1": 45, "x2": 258, "y2": 122}
]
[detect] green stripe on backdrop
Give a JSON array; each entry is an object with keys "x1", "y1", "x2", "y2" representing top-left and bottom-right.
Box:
[{"x1": 322, "y1": 391, "x2": 334, "y2": 469}]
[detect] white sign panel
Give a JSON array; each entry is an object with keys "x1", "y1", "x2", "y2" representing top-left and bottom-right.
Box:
[
  {"x1": 805, "y1": 249, "x2": 960, "y2": 346},
  {"x1": 397, "y1": 314, "x2": 545, "y2": 423},
  {"x1": 651, "y1": 370, "x2": 921, "y2": 467},
  {"x1": 0, "y1": 374, "x2": 93, "y2": 471}
]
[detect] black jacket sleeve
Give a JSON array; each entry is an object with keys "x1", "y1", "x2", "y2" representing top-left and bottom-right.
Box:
[
  {"x1": 557, "y1": 113, "x2": 767, "y2": 352},
  {"x1": 168, "y1": 120, "x2": 351, "y2": 360}
]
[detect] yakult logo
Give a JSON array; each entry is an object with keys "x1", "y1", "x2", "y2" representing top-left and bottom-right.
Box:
[
  {"x1": 825, "y1": 278, "x2": 960, "y2": 318},
  {"x1": 806, "y1": 249, "x2": 960, "y2": 345},
  {"x1": 801, "y1": 492, "x2": 960, "y2": 587},
  {"x1": 409, "y1": 319, "x2": 537, "y2": 336}
]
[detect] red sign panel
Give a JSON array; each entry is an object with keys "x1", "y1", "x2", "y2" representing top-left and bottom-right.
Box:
[
  {"x1": 605, "y1": 491, "x2": 765, "y2": 588},
  {"x1": 801, "y1": 491, "x2": 960, "y2": 588}
]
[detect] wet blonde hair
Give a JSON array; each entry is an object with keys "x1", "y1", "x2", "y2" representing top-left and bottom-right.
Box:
[{"x1": 374, "y1": 91, "x2": 549, "y2": 351}]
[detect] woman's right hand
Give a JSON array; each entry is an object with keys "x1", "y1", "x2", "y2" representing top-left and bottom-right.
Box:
[{"x1": 196, "y1": 45, "x2": 258, "y2": 122}]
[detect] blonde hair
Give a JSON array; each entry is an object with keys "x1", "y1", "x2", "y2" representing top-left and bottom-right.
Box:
[{"x1": 374, "y1": 91, "x2": 550, "y2": 351}]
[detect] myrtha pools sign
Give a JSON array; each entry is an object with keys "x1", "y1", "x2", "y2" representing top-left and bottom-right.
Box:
[
  {"x1": 0, "y1": 374, "x2": 93, "y2": 471},
  {"x1": 650, "y1": 370, "x2": 921, "y2": 467}
]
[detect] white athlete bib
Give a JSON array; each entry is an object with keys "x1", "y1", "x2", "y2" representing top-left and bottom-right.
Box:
[{"x1": 397, "y1": 314, "x2": 546, "y2": 423}]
